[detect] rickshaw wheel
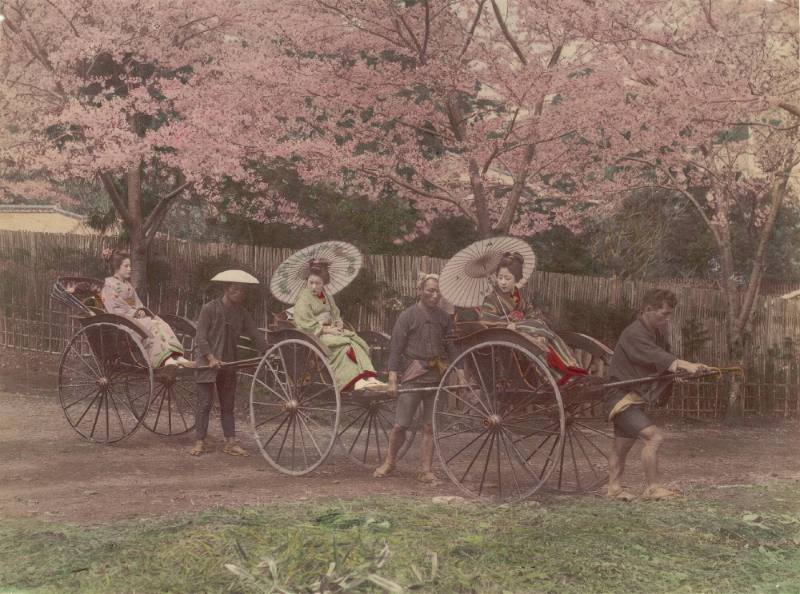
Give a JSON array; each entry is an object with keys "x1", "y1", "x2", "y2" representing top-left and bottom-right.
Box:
[
  {"x1": 59, "y1": 322, "x2": 152, "y2": 444},
  {"x1": 338, "y1": 329, "x2": 416, "y2": 468},
  {"x1": 433, "y1": 341, "x2": 565, "y2": 502},
  {"x1": 140, "y1": 318, "x2": 198, "y2": 437},
  {"x1": 549, "y1": 333, "x2": 615, "y2": 493},
  {"x1": 337, "y1": 394, "x2": 419, "y2": 468},
  {"x1": 250, "y1": 339, "x2": 340, "y2": 475},
  {"x1": 142, "y1": 368, "x2": 197, "y2": 436}
]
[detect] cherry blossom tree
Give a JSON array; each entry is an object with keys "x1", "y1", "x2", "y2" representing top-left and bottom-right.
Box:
[
  {"x1": 229, "y1": 0, "x2": 795, "y2": 418},
  {"x1": 0, "y1": 0, "x2": 297, "y2": 289},
  {"x1": 609, "y1": 0, "x2": 799, "y2": 417},
  {"x1": 219, "y1": 0, "x2": 660, "y2": 239}
]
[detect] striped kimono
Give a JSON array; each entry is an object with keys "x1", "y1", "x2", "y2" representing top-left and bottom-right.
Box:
[{"x1": 480, "y1": 288, "x2": 586, "y2": 384}]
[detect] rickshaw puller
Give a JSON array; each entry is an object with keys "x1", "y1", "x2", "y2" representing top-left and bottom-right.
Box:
[
  {"x1": 373, "y1": 274, "x2": 465, "y2": 484},
  {"x1": 192, "y1": 270, "x2": 267, "y2": 457},
  {"x1": 605, "y1": 288, "x2": 708, "y2": 501}
]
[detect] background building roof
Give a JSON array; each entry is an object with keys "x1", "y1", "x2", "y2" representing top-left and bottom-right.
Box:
[{"x1": 0, "y1": 205, "x2": 97, "y2": 235}]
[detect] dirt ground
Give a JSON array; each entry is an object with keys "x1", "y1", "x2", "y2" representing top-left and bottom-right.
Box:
[{"x1": 2, "y1": 349, "x2": 799, "y2": 524}]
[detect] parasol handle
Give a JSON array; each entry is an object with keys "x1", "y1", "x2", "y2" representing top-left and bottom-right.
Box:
[{"x1": 492, "y1": 287, "x2": 513, "y2": 324}]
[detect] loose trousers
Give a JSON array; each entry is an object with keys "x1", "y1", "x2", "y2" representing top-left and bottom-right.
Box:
[{"x1": 195, "y1": 370, "x2": 238, "y2": 440}]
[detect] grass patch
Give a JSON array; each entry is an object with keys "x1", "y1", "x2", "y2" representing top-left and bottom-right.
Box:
[{"x1": 2, "y1": 481, "x2": 800, "y2": 593}]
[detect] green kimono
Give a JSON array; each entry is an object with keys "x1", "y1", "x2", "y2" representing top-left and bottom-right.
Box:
[{"x1": 293, "y1": 287, "x2": 377, "y2": 391}]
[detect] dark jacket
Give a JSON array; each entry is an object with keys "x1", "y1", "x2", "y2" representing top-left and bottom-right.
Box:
[
  {"x1": 608, "y1": 317, "x2": 676, "y2": 404},
  {"x1": 387, "y1": 302, "x2": 457, "y2": 376},
  {"x1": 195, "y1": 298, "x2": 267, "y2": 383}
]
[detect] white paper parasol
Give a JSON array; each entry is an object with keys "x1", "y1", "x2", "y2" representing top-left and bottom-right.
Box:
[
  {"x1": 439, "y1": 237, "x2": 536, "y2": 307},
  {"x1": 270, "y1": 241, "x2": 363, "y2": 304}
]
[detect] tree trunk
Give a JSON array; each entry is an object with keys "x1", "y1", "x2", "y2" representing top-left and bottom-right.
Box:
[
  {"x1": 715, "y1": 221, "x2": 745, "y2": 421},
  {"x1": 126, "y1": 166, "x2": 148, "y2": 294},
  {"x1": 99, "y1": 165, "x2": 190, "y2": 300},
  {"x1": 722, "y1": 174, "x2": 790, "y2": 422},
  {"x1": 445, "y1": 93, "x2": 492, "y2": 238},
  {"x1": 467, "y1": 157, "x2": 492, "y2": 238},
  {"x1": 496, "y1": 144, "x2": 536, "y2": 235}
]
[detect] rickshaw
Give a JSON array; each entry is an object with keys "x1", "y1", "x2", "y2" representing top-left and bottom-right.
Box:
[
  {"x1": 52, "y1": 276, "x2": 199, "y2": 442},
  {"x1": 244, "y1": 239, "x2": 617, "y2": 501}
]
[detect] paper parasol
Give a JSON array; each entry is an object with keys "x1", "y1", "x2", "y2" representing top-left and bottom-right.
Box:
[
  {"x1": 270, "y1": 241, "x2": 363, "y2": 304},
  {"x1": 439, "y1": 237, "x2": 536, "y2": 307}
]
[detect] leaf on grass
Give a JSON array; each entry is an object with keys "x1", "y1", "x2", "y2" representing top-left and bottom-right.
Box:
[
  {"x1": 410, "y1": 564, "x2": 423, "y2": 582},
  {"x1": 741, "y1": 513, "x2": 772, "y2": 530},
  {"x1": 777, "y1": 514, "x2": 800, "y2": 525},
  {"x1": 367, "y1": 573, "x2": 404, "y2": 593},
  {"x1": 234, "y1": 539, "x2": 248, "y2": 561},
  {"x1": 370, "y1": 520, "x2": 392, "y2": 532},
  {"x1": 267, "y1": 557, "x2": 279, "y2": 581},
  {"x1": 224, "y1": 563, "x2": 251, "y2": 580}
]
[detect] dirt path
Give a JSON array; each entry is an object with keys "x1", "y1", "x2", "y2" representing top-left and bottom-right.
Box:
[{"x1": 1, "y1": 350, "x2": 799, "y2": 523}]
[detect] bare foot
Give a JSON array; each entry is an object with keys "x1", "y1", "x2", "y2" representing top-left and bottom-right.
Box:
[
  {"x1": 606, "y1": 486, "x2": 635, "y2": 501},
  {"x1": 373, "y1": 461, "x2": 395, "y2": 478},
  {"x1": 190, "y1": 440, "x2": 206, "y2": 456},
  {"x1": 416, "y1": 471, "x2": 438, "y2": 484},
  {"x1": 641, "y1": 485, "x2": 679, "y2": 500}
]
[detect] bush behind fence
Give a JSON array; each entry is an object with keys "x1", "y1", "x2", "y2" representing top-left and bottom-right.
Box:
[{"x1": 1, "y1": 230, "x2": 798, "y2": 418}]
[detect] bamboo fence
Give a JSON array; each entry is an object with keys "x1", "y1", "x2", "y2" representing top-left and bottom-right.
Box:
[{"x1": 1, "y1": 229, "x2": 798, "y2": 418}]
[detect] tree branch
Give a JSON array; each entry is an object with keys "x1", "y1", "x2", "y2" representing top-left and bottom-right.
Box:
[
  {"x1": 490, "y1": 0, "x2": 527, "y2": 65},
  {"x1": 618, "y1": 156, "x2": 721, "y2": 243},
  {"x1": 778, "y1": 102, "x2": 800, "y2": 119},
  {"x1": 390, "y1": 6, "x2": 422, "y2": 56},
  {"x1": 142, "y1": 181, "x2": 192, "y2": 236},
  {"x1": 98, "y1": 172, "x2": 133, "y2": 228},
  {"x1": 44, "y1": 0, "x2": 81, "y2": 37},
  {"x1": 735, "y1": 165, "x2": 792, "y2": 336},
  {"x1": 496, "y1": 143, "x2": 536, "y2": 233},
  {"x1": 421, "y1": 0, "x2": 430, "y2": 63},
  {"x1": 460, "y1": 0, "x2": 487, "y2": 58},
  {"x1": 312, "y1": 1, "x2": 406, "y2": 48},
  {"x1": 369, "y1": 169, "x2": 477, "y2": 224}
]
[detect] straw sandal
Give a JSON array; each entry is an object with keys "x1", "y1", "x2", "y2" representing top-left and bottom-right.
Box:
[
  {"x1": 190, "y1": 440, "x2": 207, "y2": 456},
  {"x1": 223, "y1": 440, "x2": 250, "y2": 457}
]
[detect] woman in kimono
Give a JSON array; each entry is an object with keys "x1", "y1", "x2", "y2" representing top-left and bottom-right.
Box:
[
  {"x1": 293, "y1": 261, "x2": 387, "y2": 392},
  {"x1": 480, "y1": 252, "x2": 584, "y2": 384},
  {"x1": 101, "y1": 250, "x2": 192, "y2": 368}
]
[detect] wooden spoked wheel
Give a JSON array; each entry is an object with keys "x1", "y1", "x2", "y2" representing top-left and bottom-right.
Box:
[
  {"x1": 249, "y1": 339, "x2": 340, "y2": 475},
  {"x1": 433, "y1": 341, "x2": 565, "y2": 502},
  {"x1": 337, "y1": 394, "x2": 397, "y2": 468},
  {"x1": 547, "y1": 333, "x2": 615, "y2": 493},
  {"x1": 338, "y1": 329, "x2": 416, "y2": 468},
  {"x1": 58, "y1": 322, "x2": 153, "y2": 444},
  {"x1": 337, "y1": 393, "x2": 421, "y2": 468},
  {"x1": 142, "y1": 368, "x2": 197, "y2": 436},
  {"x1": 140, "y1": 318, "x2": 198, "y2": 437}
]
